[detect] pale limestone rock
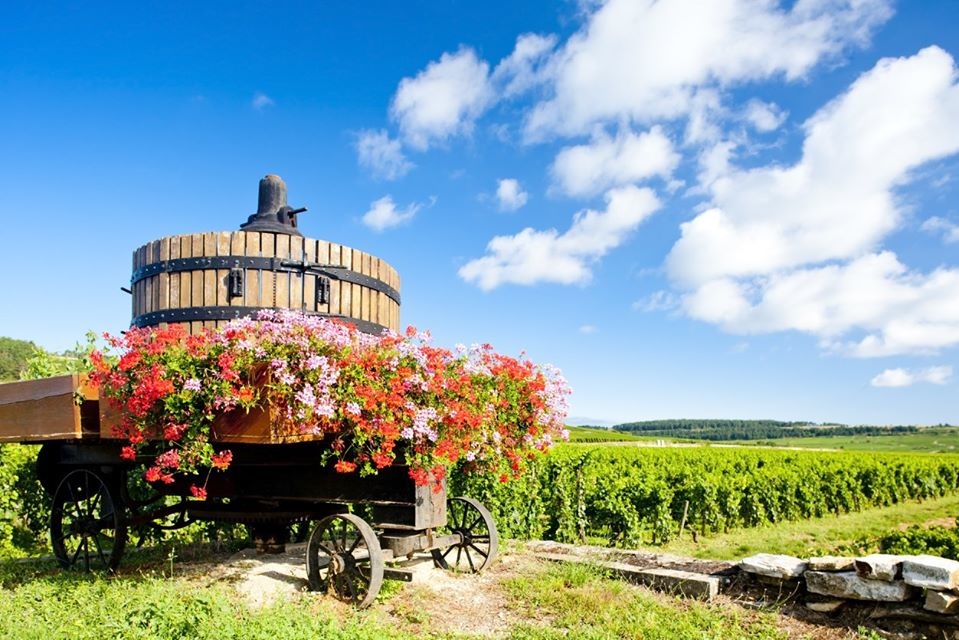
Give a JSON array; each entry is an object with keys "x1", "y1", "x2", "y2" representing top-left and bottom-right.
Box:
[
  {"x1": 924, "y1": 590, "x2": 959, "y2": 615},
  {"x1": 740, "y1": 553, "x2": 807, "y2": 580},
  {"x1": 805, "y1": 600, "x2": 845, "y2": 613},
  {"x1": 807, "y1": 556, "x2": 855, "y2": 572},
  {"x1": 854, "y1": 554, "x2": 904, "y2": 582},
  {"x1": 902, "y1": 555, "x2": 959, "y2": 591},
  {"x1": 805, "y1": 571, "x2": 914, "y2": 601}
]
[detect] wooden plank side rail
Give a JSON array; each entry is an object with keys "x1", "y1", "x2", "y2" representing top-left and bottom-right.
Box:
[{"x1": 0, "y1": 375, "x2": 99, "y2": 443}]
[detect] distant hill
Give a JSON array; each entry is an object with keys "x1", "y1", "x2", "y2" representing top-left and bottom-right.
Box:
[
  {"x1": 613, "y1": 418, "x2": 925, "y2": 441},
  {"x1": 0, "y1": 337, "x2": 36, "y2": 381}
]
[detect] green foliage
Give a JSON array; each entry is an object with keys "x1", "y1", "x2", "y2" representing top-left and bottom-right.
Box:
[
  {"x1": 20, "y1": 332, "x2": 97, "y2": 379},
  {"x1": 0, "y1": 445, "x2": 47, "y2": 554},
  {"x1": 614, "y1": 418, "x2": 922, "y2": 441},
  {"x1": 452, "y1": 445, "x2": 959, "y2": 548},
  {"x1": 0, "y1": 337, "x2": 36, "y2": 381},
  {"x1": 875, "y1": 517, "x2": 959, "y2": 560}
]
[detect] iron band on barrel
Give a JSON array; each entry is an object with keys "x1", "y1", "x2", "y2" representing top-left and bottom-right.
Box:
[{"x1": 131, "y1": 256, "x2": 401, "y2": 305}]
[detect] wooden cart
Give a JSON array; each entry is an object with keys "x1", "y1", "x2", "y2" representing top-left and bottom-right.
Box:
[
  {"x1": 0, "y1": 373, "x2": 498, "y2": 607},
  {"x1": 0, "y1": 174, "x2": 500, "y2": 606}
]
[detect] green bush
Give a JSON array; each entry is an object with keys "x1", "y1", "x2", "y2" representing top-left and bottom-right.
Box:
[{"x1": 877, "y1": 518, "x2": 959, "y2": 560}]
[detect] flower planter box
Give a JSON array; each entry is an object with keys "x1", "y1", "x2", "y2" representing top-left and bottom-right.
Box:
[{"x1": 0, "y1": 374, "x2": 99, "y2": 443}]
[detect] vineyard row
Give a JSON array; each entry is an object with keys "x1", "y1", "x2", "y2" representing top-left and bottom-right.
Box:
[{"x1": 450, "y1": 445, "x2": 959, "y2": 547}]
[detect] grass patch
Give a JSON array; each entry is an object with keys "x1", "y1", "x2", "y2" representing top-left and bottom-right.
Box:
[
  {"x1": 731, "y1": 427, "x2": 959, "y2": 453},
  {"x1": 565, "y1": 426, "x2": 647, "y2": 442},
  {"x1": 642, "y1": 493, "x2": 959, "y2": 560},
  {"x1": 503, "y1": 560, "x2": 787, "y2": 640}
]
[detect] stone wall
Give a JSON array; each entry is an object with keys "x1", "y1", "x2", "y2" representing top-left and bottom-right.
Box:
[{"x1": 741, "y1": 552, "x2": 958, "y2": 633}]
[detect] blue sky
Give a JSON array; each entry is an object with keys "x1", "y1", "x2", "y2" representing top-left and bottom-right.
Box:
[{"x1": 3, "y1": 1, "x2": 959, "y2": 425}]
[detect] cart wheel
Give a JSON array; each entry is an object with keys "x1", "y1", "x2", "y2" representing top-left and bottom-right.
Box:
[
  {"x1": 431, "y1": 496, "x2": 498, "y2": 573},
  {"x1": 50, "y1": 469, "x2": 127, "y2": 572},
  {"x1": 306, "y1": 513, "x2": 384, "y2": 608}
]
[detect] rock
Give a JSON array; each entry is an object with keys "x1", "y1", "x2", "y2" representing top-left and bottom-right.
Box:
[
  {"x1": 924, "y1": 590, "x2": 959, "y2": 615},
  {"x1": 805, "y1": 599, "x2": 845, "y2": 613},
  {"x1": 740, "y1": 553, "x2": 807, "y2": 580},
  {"x1": 855, "y1": 554, "x2": 904, "y2": 581},
  {"x1": 902, "y1": 555, "x2": 959, "y2": 591},
  {"x1": 806, "y1": 571, "x2": 915, "y2": 601},
  {"x1": 807, "y1": 556, "x2": 855, "y2": 572}
]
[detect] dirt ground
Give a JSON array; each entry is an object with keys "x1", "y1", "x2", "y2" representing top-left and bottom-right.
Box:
[{"x1": 184, "y1": 540, "x2": 954, "y2": 640}]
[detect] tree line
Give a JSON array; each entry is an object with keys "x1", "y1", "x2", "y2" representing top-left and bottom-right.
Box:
[{"x1": 612, "y1": 419, "x2": 923, "y2": 441}]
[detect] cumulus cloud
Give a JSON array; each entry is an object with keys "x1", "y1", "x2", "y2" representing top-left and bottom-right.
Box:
[
  {"x1": 871, "y1": 366, "x2": 953, "y2": 388},
  {"x1": 492, "y1": 33, "x2": 558, "y2": 98},
  {"x1": 744, "y1": 99, "x2": 788, "y2": 132},
  {"x1": 496, "y1": 178, "x2": 528, "y2": 211},
  {"x1": 667, "y1": 47, "x2": 959, "y2": 356},
  {"x1": 252, "y1": 92, "x2": 275, "y2": 110},
  {"x1": 550, "y1": 126, "x2": 680, "y2": 197},
  {"x1": 355, "y1": 129, "x2": 413, "y2": 180},
  {"x1": 361, "y1": 196, "x2": 422, "y2": 232},
  {"x1": 669, "y1": 47, "x2": 959, "y2": 287},
  {"x1": 524, "y1": 0, "x2": 891, "y2": 139},
  {"x1": 391, "y1": 47, "x2": 493, "y2": 150},
  {"x1": 459, "y1": 185, "x2": 660, "y2": 290},
  {"x1": 921, "y1": 216, "x2": 959, "y2": 244}
]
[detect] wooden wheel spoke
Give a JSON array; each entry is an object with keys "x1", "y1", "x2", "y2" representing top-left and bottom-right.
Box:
[
  {"x1": 432, "y1": 497, "x2": 498, "y2": 574},
  {"x1": 306, "y1": 513, "x2": 383, "y2": 608},
  {"x1": 466, "y1": 514, "x2": 483, "y2": 531},
  {"x1": 51, "y1": 470, "x2": 126, "y2": 573},
  {"x1": 91, "y1": 533, "x2": 108, "y2": 567},
  {"x1": 348, "y1": 535, "x2": 362, "y2": 554}
]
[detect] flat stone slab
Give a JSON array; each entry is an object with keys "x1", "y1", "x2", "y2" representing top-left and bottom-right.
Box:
[
  {"x1": 807, "y1": 556, "x2": 855, "y2": 572},
  {"x1": 924, "y1": 590, "x2": 959, "y2": 615},
  {"x1": 534, "y1": 552, "x2": 720, "y2": 601},
  {"x1": 740, "y1": 553, "x2": 807, "y2": 580},
  {"x1": 902, "y1": 555, "x2": 959, "y2": 591},
  {"x1": 854, "y1": 554, "x2": 904, "y2": 582},
  {"x1": 806, "y1": 571, "x2": 914, "y2": 602},
  {"x1": 633, "y1": 567, "x2": 721, "y2": 601}
]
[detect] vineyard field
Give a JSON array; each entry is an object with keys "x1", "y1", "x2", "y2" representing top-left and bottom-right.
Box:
[{"x1": 451, "y1": 445, "x2": 959, "y2": 548}]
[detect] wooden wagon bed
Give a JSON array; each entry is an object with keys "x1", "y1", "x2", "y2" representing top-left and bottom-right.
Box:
[{"x1": 0, "y1": 373, "x2": 332, "y2": 445}]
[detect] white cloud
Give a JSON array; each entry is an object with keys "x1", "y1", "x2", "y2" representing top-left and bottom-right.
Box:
[
  {"x1": 252, "y1": 92, "x2": 275, "y2": 110},
  {"x1": 633, "y1": 290, "x2": 679, "y2": 313},
  {"x1": 667, "y1": 47, "x2": 959, "y2": 356},
  {"x1": 355, "y1": 129, "x2": 413, "y2": 180},
  {"x1": 669, "y1": 46, "x2": 959, "y2": 286},
  {"x1": 551, "y1": 126, "x2": 680, "y2": 197},
  {"x1": 361, "y1": 196, "x2": 422, "y2": 232},
  {"x1": 524, "y1": 0, "x2": 891, "y2": 139},
  {"x1": 492, "y1": 33, "x2": 558, "y2": 98},
  {"x1": 496, "y1": 178, "x2": 528, "y2": 211},
  {"x1": 871, "y1": 366, "x2": 953, "y2": 388},
  {"x1": 459, "y1": 185, "x2": 660, "y2": 290},
  {"x1": 579, "y1": 324, "x2": 598, "y2": 335},
  {"x1": 921, "y1": 216, "x2": 959, "y2": 244},
  {"x1": 679, "y1": 252, "x2": 959, "y2": 358},
  {"x1": 391, "y1": 47, "x2": 493, "y2": 150},
  {"x1": 744, "y1": 99, "x2": 787, "y2": 132}
]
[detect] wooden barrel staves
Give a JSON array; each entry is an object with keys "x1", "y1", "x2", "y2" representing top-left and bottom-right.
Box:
[{"x1": 129, "y1": 176, "x2": 401, "y2": 335}]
